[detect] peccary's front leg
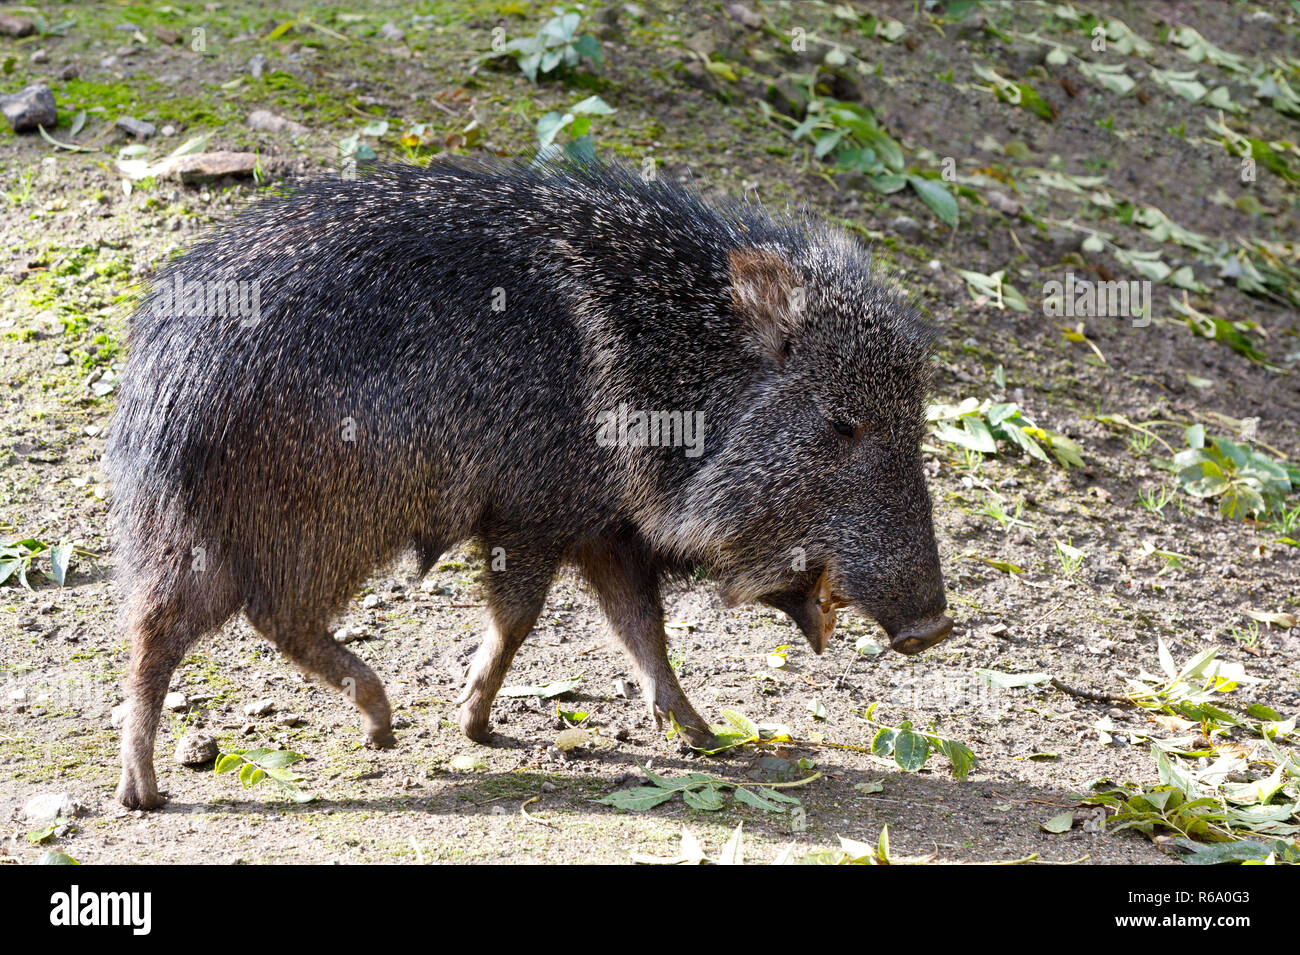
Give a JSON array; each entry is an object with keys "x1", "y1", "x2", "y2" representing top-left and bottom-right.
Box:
[
  {"x1": 578, "y1": 535, "x2": 716, "y2": 750},
  {"x1": 457, "y1": 541, "x2": 561, "y2": 743}
]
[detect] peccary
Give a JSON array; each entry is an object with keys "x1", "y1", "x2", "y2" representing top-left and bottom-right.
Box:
[{"x1": 106, "y1": 160, "x2": 953, "y2": 809}]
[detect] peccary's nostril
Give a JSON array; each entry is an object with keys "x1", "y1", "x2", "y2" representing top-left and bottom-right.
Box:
[{"x1": 889, "y1": 613, "x2": 953, "y2": 655}]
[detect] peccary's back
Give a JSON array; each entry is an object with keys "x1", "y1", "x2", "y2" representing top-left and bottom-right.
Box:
[{"x1": 106, "y1": 161, "x2": 795, "y2": 587}]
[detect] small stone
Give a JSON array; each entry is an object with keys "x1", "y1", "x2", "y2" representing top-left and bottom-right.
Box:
[
  {"x1": 612, "y1": 678, "x2": 637, "y2": 699},
  {"x1": 161, "y1": 124, "x2": 176, "y2": 137},
  {"x1": 163, "y1": 691, "x2": 187, "y2": 711},
  {"x1": 244, "y1": 698, "x2": 274, "y2": 716},
  {"x1": 984, "y1": 190, "x2": 1021, "y2": 216},
  {"x1": 247, "y1": 53, "x2": 266, "y2": 79},
  {"x1": 0, "y1": 13, "x2": 35, "y2": 37},
  {"x1": 57, "y1": 63, "x2": 80, "y2": 81},
  {"x1": 1046, "y1": 227, "x2": 1083, "y2": 259},
  {"x1": 0, "y1": 83, "x2": 57, "y2": 133},
  {"x1": 174, "y1": 730, "x2": 218, "y2": 766},
  {"x1": 53, "y1": 351, "x2": 71, "y2": 366},
  {"x1": 23, "y1": 792, "x2": 79, "y2": 823},
  {"x1": 278, "y1": 713, "x2": 302, "y2": 727},
  {"x1": 30, "y1": 49, "x2": 49, "y2": 64},
  {"x1": 116, "y1": 116, "x2": 157, "y2": 139},
  {"x1": 147, "y1": 151, "x2": 260, "y2": 184},
  {"x1": 110, "y1": 703, "x2": 128, "y2": 728},
  {"x1": 154, "y1": 26, "x2": 181, "y2": 45},
  {"x1": 379, "y1": 22, "x2": 406, "y2": 42},
  {"x1": 1107, "y1": 707, "x2": 1126, "y2": 720},
  {"x1": 725, "y1": 3, "x2": 763, "y2": 28},
  {"x1": 889, "y1": 215, "x2": 921, "y2": 241},
  {"x1": 248, "y1": 109, "x2": 307, "y2": 138},
  {"x1": 540, "y1": 781, "x2": 558, "y2": 792},
  {"x1": 334, "y1": 625, "x2": 358, "y2": 644},
  {"x1": 362, "y1": 593, "x2": 381, "y2": 609}
]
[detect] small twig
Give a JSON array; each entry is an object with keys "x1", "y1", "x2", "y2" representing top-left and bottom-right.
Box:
[
  {"x1": 445, "y1": 602, "x2": 485, "y2": 608},
  {"x1": 520, "y1": 796, "x2": 555, "y2": 828},
  {"x1": 1007, "y1": 227, "x2": 1026, "y2": 256},
  {"x1": 790, "y1": 737, "x2": 875, "y2": 755},
  {"x1": 992, "y1": 791, "x2": 1079, "y2": 809},
  {"x1": 1049, "y1": 677, "x2": 1135, "y2": 706},
  {"x1": 1026, "y1": 600, "x2": 1066, "y2": 629},
  {"x1": 832, "y1": 647, "x2": 859, "y2": 689}
]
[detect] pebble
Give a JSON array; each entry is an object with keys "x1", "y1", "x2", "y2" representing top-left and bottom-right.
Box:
[
  {"x1": 116, "y1": 116, "x2": 157, "y2": 139},
  {"x1": 174, "y1": 731, "x2": 218, "y2": 766},
  {"x1": 379, "y1": 22, "x2": 406, "y2": 42},
  {"x1": 247, "y1": 109, "x2": 307, "y2": 137},
  {"x1": 0, "y1": 83, "x2": 57, "y2": 132},
  {"x1": 148, "y1": 151, "x2": 261, "y2": 184},
  {"x1": 0, "y1": 13, "x2": 35, "y2": 37},
  {"x1": 984, "y1": 189, "x2": 1021, "y2": 216},
  {"x1": 335, "y1": 625, "x2": 366, "y2": 644},
  {"x1": 23, "y1": 792, "x2": 79, "y2": 823},
  {"x1": 243, "y1": 698, "x2": 274, "y2": 716},
  {"x1": 163, "y1": 691, "x2": 187, "y2": 711},
  {"x1": 889, "y1": 215, "x2": 921, "y2": 240}
]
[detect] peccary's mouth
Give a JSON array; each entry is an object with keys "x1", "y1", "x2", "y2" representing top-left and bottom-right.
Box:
[
  {"x1": 759, "y1": 567, "x2": 848, "y2": 655},
  {"x1": 759, "y1": 568, "x2": 956, "y2": 657}
]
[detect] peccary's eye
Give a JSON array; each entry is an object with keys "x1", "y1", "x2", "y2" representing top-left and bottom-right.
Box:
[{"x1": 829, "y1": 419, "x2": 856, "y2": 439}]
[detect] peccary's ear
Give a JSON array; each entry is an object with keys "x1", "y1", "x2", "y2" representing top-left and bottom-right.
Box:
[{"x1": 728, "y1": 246, "x2": 804, "y2": 365}]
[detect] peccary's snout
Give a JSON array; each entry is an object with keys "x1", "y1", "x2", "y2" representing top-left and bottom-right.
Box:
[
  {"x1": 837, "y1": 506, "x2": 953, "y2": 657},
  {"x1": 889, "y1": 612, "x2": 954, "y2": 655}
]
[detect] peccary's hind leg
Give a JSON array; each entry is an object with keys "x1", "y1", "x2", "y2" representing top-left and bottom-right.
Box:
[
  {"x1": 252, "y1": 614, "x2": 395, "y2": 749},
  {"x1": 577, "y1": 535, "x2": 716, "y2": 750},
  {"x1": 117, "y1": 580, "x2": 237, "y2": 810},
  {"x1": 457, "y1": 542, "x2": 561, "y2": 743}
]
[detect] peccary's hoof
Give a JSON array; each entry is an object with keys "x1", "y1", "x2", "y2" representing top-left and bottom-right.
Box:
[
  {"x1": 116, "y1": 775, "x2": 165, "y2": 811},
  {"x1": 364, "y1": 727, "x2": 397, "y2": 749},
  {"x1": 683, "y1": 729, "x2": 719, "y2": 752},
  {"x1": 664, "y1": 717, "x2": 718, "y2": 753},
  {"x1": 890, "y1": 614, "x2": 954, "y2": 655},
  {"x1": 458, "y1": 704, "x2": 497, "y2": 745}
]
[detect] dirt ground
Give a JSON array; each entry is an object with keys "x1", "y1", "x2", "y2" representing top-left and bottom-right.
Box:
[{"x1": 1, "y1": 1, "x2": 1297, "y2": 864}]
